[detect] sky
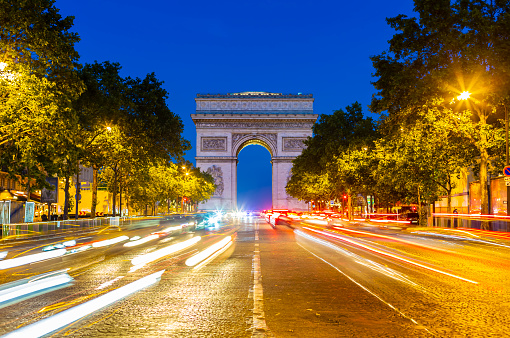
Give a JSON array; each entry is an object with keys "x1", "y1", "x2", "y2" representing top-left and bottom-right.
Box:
[{"x1": 55, "y1": 0, "x2": 415, "y2": 211}]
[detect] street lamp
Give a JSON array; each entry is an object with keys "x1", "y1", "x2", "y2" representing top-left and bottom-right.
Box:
[{"x1": 457, "y1": 91, "x2": 471, "y2": 101}]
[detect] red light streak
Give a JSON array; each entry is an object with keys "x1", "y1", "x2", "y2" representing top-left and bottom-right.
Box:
[{"x1": 303, "y1": 227, "x2": 478, "y2": 284}]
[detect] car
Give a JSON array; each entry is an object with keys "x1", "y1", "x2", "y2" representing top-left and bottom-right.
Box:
[{"x1": 404, "y1": 212, "x2": 419, "y2": 225}]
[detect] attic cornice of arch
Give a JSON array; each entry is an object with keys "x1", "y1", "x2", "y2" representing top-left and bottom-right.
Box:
[{"x1": 191, "y1": 117, "x2": 318, "y2": 123}]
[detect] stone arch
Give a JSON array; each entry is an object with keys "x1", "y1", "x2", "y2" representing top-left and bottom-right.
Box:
[
  {"x1": 232, "y1": 133, "x2": 277, "y2": 157},
  {"x1": 191, "y1": 92, "x2": 317, "y2": 211}
]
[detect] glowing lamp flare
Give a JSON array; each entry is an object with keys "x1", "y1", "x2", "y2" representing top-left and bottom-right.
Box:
[
  {"x1": 185, "y1": 236, "x2": 232, "y2": 267},
  {"x1": 457, "y1": 91, "x2": 471, "y2": 100}
]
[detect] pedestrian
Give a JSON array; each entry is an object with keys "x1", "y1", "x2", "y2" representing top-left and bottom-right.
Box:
[{"x1": 453, "y1": 208, "x2": 458, "y2": 214}]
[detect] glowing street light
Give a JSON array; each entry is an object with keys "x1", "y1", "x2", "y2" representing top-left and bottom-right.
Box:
[{"x1": 457, "y1": 91, "x2": 471, "y2": 101}]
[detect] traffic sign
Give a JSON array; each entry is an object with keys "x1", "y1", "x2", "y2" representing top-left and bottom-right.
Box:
[
  {"x1": 505, "y1": 177, "x2": 510, "y2": 182},
  {"x1": 504, "y1": 166, "x2": 510, "y2": 176}
]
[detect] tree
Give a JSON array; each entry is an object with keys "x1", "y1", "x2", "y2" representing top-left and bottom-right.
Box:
[
  {"x1": 287, "y1": 102, "x2": 379, "y2": 207},
  {"x1": 0, "y1": 0, "x2": 83, "y2": 205},
  {"x1": 371, "y1": 0, "x2": 510, "y2": 217},
  {"x1": 74, "y1": 61, "x2": 126, "y2": 218},
  {"x1": 124, "y1": 73, "x2": 190, "y2": 163}
]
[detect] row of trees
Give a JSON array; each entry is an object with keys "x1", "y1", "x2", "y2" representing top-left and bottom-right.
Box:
[
  {"x1": 287, "y1": 0, "x2": 510, "y2": 224},
  {"x1": 0, "y1": 0, "x2": 215, "y2": 218}
]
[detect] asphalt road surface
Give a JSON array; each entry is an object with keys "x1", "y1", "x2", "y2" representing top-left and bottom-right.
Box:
[{"x1": 1, "y1": 215, "x2": 509, "y2": 337}]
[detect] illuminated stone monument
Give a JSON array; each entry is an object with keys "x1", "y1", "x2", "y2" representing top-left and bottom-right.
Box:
[{"x1": 191, "y1": 92, "x2": 318, "y2": 211}]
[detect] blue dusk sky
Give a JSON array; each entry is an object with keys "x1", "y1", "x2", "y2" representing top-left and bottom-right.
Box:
[{"x1": 55, "y1": 0, "x2": 415, "y2": 211}]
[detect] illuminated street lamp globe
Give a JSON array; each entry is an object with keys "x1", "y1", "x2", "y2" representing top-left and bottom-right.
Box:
[{"x1": 457, "y1": 91, "x2": 471, "y2": 101}]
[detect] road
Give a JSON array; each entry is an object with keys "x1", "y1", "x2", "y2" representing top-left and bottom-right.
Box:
[{"x1": 1, "y1": 215, "x2": 510, "y2": 337}]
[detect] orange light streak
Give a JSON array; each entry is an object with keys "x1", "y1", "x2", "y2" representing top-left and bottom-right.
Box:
[{"x1": 331, "y1": 227, "x2": 453, "y2": 253}]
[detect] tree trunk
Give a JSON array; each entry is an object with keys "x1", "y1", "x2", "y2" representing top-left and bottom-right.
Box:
[
  {"x1": 447, "y1": 193, "x2": 452, "y2": 214},
  {"x1": 75, "y1": 161, "x2": 80, "y2": 220},
  {"x1": 91, "y1": 165, "x2": 98, "y2": 218},
  {"x1": 417, "y1": 185, "x2": 422, "y2": 226},
  {"x1": 64, "y1": 176, "x2": 70, "y2": 220},
  {"x1": 347, "y1": 189, "x2": 353, "y2": 221},
  {"x1": 480, "y1": 146, "x2": 490, "y2": 230},
  {"x1": 26, "y1": 167, "x2": 31, "y2": 202}
]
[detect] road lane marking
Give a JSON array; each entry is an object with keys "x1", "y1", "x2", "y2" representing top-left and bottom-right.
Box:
[{"x1": 252, "y1": 226, "x2": 272, "y2": 337}]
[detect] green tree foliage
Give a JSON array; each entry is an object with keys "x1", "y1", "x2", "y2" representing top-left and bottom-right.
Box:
[
  {"x1": 74, "y1": 61, "x2": 126, "y2": 217},
  {"x1": 375, "y1": 105, "x2": 479, "y2": 215},
  {"x1": 124, "y1": 73, "x2": 190, "y2": 162},
  {"x1": 120, "y1": 162, "x2": 215, "y2": 214},
  {"x1": 287, "y1": 102, "x2": 379, "y2": 204},
  {"x1": 0, "y1": 0, "x2": 82, "y2": 197},
  {"x1": 371, "y1": 0, "x2": 510, "y2": 215}
]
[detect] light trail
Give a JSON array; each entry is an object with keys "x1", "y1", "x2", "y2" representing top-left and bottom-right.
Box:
[
  {"x1": 411, "y1": 231, "x2": 510, "y2": 249},
  {"x1": 330, "y1": 226, "x2": 454, "y2": 253},
  {"x1": 123, "y1": 234, "x2": 159, "y2": 247},
  {"x1": 161, "y1": 225, "x2": 183, "y2": 233},
  {"x1": 92, "y1": 235, "x2": 129, "y2": 248},
  {"x1": 185, "y1": 236, "x2": 233, "y2": 268},
  {"x1": 303, "y1": 227, "x2": 478, "y2": 284},
  {"x1": 297, "y1": 243, "x2": 431, "y2": 334},
  {"x1": 296, "y1": 230, "x2": 419, "y2": 287},
  {"x1": 0, "y1": 271, "x2": 73, "y2": 307},
  {"x1": 0, "y1": 249, "x2": 66, "y2": 270},
  {"x1": 1, "y1": 270, "x2": 164, "y2": 338},
  {"x1": 131, "y1": 236, "x2": 201, "y2": 269}
]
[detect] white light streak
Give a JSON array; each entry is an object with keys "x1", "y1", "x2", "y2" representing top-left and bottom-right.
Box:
[
  {"x1": 0, "y1": 249, "x2": 66, "y2": 270},
  {"x1": 161, "y1": 225, "x2": 182, "y2": 233},
  {"x1": 1, "y1": 270, "x2": 164, "y2": 338},
  {"x1": 92, "y1": 236, "x2": 129, "y2": 248},
  {"x1": 0, "y1": 272, "x2": 73, "y2": 306},
  {"x1": 131, "y1": 236, "x2": 201, "y2": 267},
  {"x1": 96, "y1": 276, "x2": 124, "y2": 290},
  {"x1": 62, "y1": 240, "x2": 76, "y2": 247},
  {"x1": 194, "y1": 240, "x2": 233, "y2": 270},
  {"x1": 123, "y1": 235, "x2": 158, "y2": 247},
  {"x1": 185, "y1": 236, "x2": 232, "y2": 267}
]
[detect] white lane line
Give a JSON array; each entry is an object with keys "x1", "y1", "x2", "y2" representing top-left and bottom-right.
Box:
[
  {"x1": 252, "y1": 226, "x2": 271, "y2": 337},
  {"x1": 298, "y1": 243, "x2": 432, "y2": 335}
]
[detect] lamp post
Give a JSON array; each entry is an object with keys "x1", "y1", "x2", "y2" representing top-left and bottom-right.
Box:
[
  {"x1": 181, "y1": 170, "x2": 189, "y2": 213},
  {"x1": 505, "y1": 105, "x2": 509, "y2": 216}
]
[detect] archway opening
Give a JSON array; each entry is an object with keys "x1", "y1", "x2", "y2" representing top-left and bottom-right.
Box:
[{"x1": 237, "y1": 144, "x2": 272, "y2": 211}]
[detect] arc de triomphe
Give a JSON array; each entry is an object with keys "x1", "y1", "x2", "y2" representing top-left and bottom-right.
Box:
[{"x1": 191, "y1": 92, "x2": 318, "y2": 211}]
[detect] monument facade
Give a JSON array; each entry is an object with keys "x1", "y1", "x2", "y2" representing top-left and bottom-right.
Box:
[{"x1": 191, "y1": 92, "x2": 318, "y2": 211}]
